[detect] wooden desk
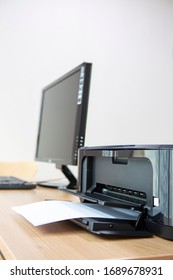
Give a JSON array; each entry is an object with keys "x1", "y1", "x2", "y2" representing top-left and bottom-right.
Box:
[{"x1": 0, "y1": 186, "x2": 173, "y2": 260}]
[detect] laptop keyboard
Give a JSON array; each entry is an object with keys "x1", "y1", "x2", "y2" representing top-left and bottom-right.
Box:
[{"x1": 0, "y1": 176, "x2": 36, "y2": 189}]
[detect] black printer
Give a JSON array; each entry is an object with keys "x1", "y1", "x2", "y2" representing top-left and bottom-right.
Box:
[{"x1": 69, "y1": 145, "x2": 173, "y2": 240}]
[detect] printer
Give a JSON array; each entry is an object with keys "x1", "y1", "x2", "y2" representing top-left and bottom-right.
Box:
[{"x1": 70, "y1": 145, "x2": 173, "y2": 240}]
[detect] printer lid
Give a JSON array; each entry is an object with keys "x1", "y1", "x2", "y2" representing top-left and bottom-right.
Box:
[{"x1": 80, "y1": 144, "x2": 173, "y2": 151}]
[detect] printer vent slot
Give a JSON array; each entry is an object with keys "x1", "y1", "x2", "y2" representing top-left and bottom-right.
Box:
[{"x1": 94, "y1": 183, "x2": 147, "y2": 206}]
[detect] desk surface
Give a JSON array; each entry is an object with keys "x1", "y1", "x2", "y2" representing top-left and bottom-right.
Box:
[{"x1": 0, "y1": 186, "x2": 173, "y2": 260}]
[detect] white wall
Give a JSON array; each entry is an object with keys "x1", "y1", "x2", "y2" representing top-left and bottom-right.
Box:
[{"x1": 0, "y1": 0, "x2": 173, "y2": 162}]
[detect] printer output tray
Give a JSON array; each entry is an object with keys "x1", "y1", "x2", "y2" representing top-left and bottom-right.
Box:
[
  {"x1": 67, "y1": 192, "x2": 152, "y2": 236},
  {"x1": 64, "y1": 183, "x2": 152, "y2": 237},
  {"x1": 72, "y1": 216, "x2": 151, "y2": 236}
]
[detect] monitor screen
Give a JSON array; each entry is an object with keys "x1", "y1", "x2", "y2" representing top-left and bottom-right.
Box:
[{"x1": 35, "y1": 62, "x2": 92, "y2": 188}]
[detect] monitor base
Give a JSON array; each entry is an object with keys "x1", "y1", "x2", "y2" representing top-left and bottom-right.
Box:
[{"x1": 37, "y1": 165, "x2": 77, "y2": 190}]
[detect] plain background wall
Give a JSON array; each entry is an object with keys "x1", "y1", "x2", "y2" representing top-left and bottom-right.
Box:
[{"x1": 0, "y1": 0, "x2": 173, "y2": 163}]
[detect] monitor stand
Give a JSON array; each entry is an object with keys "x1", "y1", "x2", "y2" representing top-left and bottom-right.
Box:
[
  {"x1": 37, "y1": 165, "x2": 77, "y2": 190},
  {"x1": 61, "y1": 165, "x2": 77, "y2": 189}
]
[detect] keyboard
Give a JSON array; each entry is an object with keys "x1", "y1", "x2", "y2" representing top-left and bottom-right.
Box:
[{"x1": 0, "y1": 176, "x2": 36, "y2": 189}]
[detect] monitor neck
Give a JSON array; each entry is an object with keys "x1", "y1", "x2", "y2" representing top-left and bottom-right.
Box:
[{"x1": 61, "y1": 165, "x2": 77, "y2": 189}]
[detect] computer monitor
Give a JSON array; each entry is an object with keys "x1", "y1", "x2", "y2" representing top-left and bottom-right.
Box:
[{"x1": 35, "y1": 62, "x2": 92, "y2": 189}]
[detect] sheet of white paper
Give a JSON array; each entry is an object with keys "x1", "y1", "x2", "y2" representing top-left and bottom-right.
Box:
[
  {"x1": 12, "y1": 200, "x2": 139, "y2": 226},
  {"x1": 12, "y1": 200, "x2": 111, "y2": 226}
]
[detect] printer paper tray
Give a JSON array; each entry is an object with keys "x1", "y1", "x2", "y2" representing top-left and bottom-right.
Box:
[
  {"x1": 64, "y1": 189, "x2": 144, "y2": 210},
  {"x1": 71, "y1": 204, "x2": 152, "y2": 237},
  {"x1": 72, "y1": 217, "x2": 152, "y2": 236},
  {"x1": 65, "y1": 191, "x2": 151, "y2": 236}
]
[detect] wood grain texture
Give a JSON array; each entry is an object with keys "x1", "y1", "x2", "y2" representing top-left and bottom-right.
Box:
[{"x1": 0, "y1": 186, "x2": 173, "y2": 260}]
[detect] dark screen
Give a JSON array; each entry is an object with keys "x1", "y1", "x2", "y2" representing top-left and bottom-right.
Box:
[{"x1": 36, "y1": 63, "x2": 92, "y2": 166}]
